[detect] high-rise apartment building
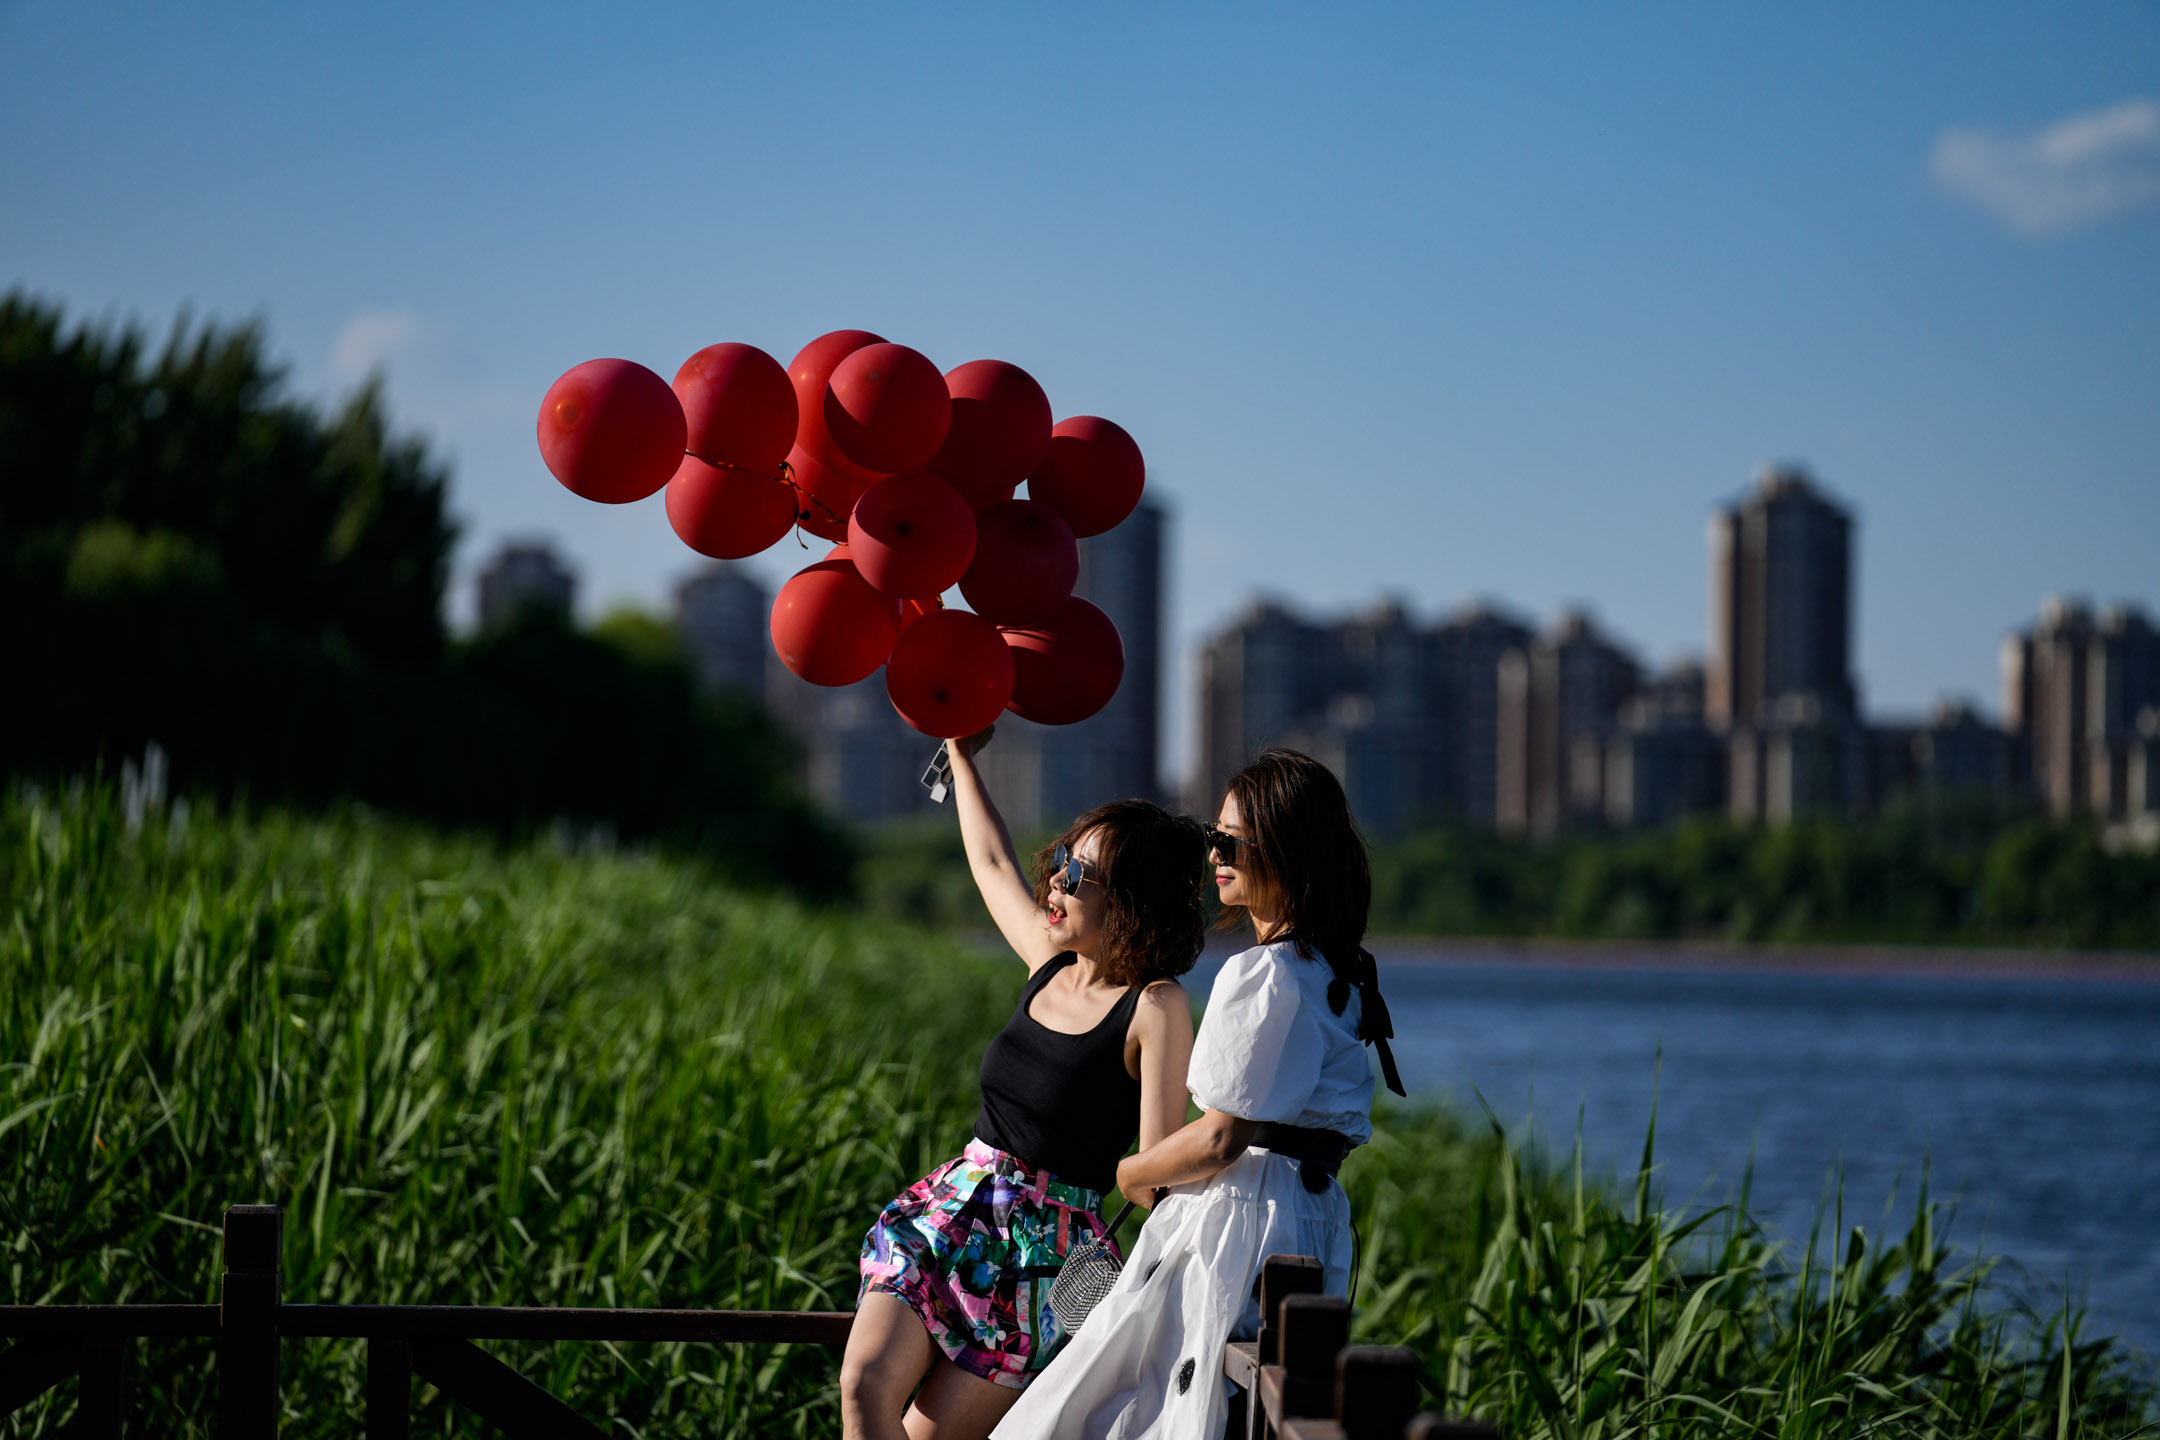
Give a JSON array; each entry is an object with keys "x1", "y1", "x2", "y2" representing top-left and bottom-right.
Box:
[
  {"x1": 1602, "y1": 663, "x2": 1726, "y2": 829},
  {"x1": 1707, "y1": 466, "x2": 1856, "y2": 727},
  {"x1": 1193, "y1": 595, "x2": 1535, "y2": 834},
  {"x1": 1195, "y1": 601, "x2": 1342, "y2": 811},
  {"x1": 675, "y1": 561, "x2": 769, "y2": 697},
  {"x1": 475, "y1": 541, "x2": 576, "y2": 630},
  {"x1": 1277, "y1": 602, "x2": 1443, "y2": 837},
  {"x1": 1430, "y1": 605, "x2": 1536, "y2": 824},
  {"x1": 1495, "y1": 610, "x2": 1641, "y2": 839},
  {"x1": 2003, "y1": 598, "x2": 2160, "y2": 821}
]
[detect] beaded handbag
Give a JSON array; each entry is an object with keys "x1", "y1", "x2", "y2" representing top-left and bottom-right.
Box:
[{"x1": 1048, "y1": 1199, "x2": 1138, "y2": 1339}]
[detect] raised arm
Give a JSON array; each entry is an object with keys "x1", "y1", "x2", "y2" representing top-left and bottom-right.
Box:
[{"x1": 947, "y1": 731, "x2": 1060, "y2": 972}]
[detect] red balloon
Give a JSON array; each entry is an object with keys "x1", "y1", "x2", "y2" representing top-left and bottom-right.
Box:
[
  {"x1": 1026, "y1": 416, "x2": 1144, "y2": 538},
  {"x1": 787, "y1": 444, "x2": 870, "y2": 543},
  {"x1": 819, "y1": 543, "x2": 907, "y2": 625},
  {"x1": 537, "y1": 359, "x2": 686, "y2": 504},
  {"x1": 848, "y1": 471, "x2": 977, "y2": 599},
  {"x1": 825, "y1": 343, "x2": 952, "y2": 474},
  {"x1": 770, "y1": 552, "x2": 898, "y2": 686},
  {"x1": 788, "y1": 329, "x2": 885, "y2": 420},
  {"x1": 928, "y1": 360, "x2": 1053, "y2": 509},
  {"x1": 673, "y1": 343, "x2": 796, "y2": 471},
  {"x1": 1002, "y1": 596, "x2": 1125, "y2": 726},
  {"x1": 887, "y1": 609, "x2": 1015, "y2": 738},
  {"x1": 789, "y1": 329, "x2": 893, "y2": 491},
  {"x1": 665, "y1": 454, "x2": 798, "y2": 559},
  {"x1": 958, "y1": 499, "x2": 1078, "y2": 625}
]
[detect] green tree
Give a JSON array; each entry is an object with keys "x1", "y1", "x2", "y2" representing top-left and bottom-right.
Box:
[{"x1": 0, "y1": 291, "x2": 845, "y2": 893}]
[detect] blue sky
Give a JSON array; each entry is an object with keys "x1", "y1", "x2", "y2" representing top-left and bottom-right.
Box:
[{"x1": 5, "y1": 2, "x2": 2156, "y2": 783}]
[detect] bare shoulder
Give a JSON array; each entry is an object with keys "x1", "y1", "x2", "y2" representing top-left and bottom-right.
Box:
[{"x1": 1135, "y1": 978, "x2": 1194, "y2": 1031}]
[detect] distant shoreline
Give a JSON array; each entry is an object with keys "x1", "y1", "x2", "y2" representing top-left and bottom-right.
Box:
[{"x1": 1362, "y1": 933, "x2": 2160, "y2": 982}]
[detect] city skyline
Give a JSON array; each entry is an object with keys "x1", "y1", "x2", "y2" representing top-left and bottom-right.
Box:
[
  {"x1": 486, "y1": 456, "x2": 2153, "y2": 835},
  {"x1": 1195, "y1": 463, "x2": 2156, "y2": 837}
]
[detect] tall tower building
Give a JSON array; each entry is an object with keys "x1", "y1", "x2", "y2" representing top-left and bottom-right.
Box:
[
  {"x1": 2004, "y1": 598, "x2": 2160, "y2": 820},
  {"x1": 475, "y1": 541, "x2": 576, "y2": 631},
  {"x1": 1707, "y1": 466, "x2": 1856, "y2": 727},
  {"x1": 1496, "y1": 609, "x2": 1641, "y2": 839},
  {"x1": 1193, "y1": 601, "x2": 1340, "y2": 811},
  {"x1": 675, "y1": 562, "x2": 769, "y2": 698},
  {"x1": 1430, "y1": 604, "x2": 1535, "y2": 825}
]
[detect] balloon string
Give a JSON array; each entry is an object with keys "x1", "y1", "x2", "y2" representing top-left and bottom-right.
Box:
[
  {"x1": 676, "y1": 450, "x2": 848, "y2": 549},
  {"x1": 773, "y1": 460, "x2": 853, "y2": 547},
  {"x1": 682, "y1": 449, "x2": 792, "y2": 482}
]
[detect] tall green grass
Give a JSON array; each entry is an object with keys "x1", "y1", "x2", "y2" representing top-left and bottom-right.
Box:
[
  {"x1": 4, "y1": 784, "x2": 2152, "y2": 1437},
  {"x1": 1349, "y1": 1110, "x2": 2153, "y2": 1439},
  {"x1": 3, "y1": 784, "x2": 1008, "y2": 1436}
]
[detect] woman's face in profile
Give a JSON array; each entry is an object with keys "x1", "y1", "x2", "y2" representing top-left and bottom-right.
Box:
[
  {"x1": 1046, "y1": 828, "x2": 1108, "y2": 957},
  {"x1": 1212, "y1": 794, "x2": 1258, "y2": 913}
]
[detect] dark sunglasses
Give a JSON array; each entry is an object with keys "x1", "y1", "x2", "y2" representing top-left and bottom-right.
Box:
[
  {"x1": 1048, "y1": 843, "x2": 1098, "y2": 892},
  {"x1": 1204, "y1": 824, "x2": 1250, "y2": 865}
]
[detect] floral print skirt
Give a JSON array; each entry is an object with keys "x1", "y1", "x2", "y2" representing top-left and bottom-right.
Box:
[{"x1": 859, "y1": 1138, "x2": 1111, "y2": 1390}]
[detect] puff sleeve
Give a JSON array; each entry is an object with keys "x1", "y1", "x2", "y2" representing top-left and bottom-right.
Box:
[{"x1": 1187, "y1": 945, "x2": 1325, "y2": 1123}]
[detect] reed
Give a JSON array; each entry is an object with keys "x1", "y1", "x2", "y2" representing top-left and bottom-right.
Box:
[
  {"x1": 4, "y1": 783, "x2": 2150, "y2": 1437},
  {"x1": 1343, "y1": 1108, "x2": 2155, "y2": 1438}
]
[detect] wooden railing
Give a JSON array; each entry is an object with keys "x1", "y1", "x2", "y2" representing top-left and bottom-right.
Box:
[
  {"x1": 2, "y1": 1206, "x2": 1497, "y2": 1439},
  {"x1": 1223, "y1": 1255, "x2": 1499, "y2": 1440},
  {"x1": 0, "y1": 1206, "x2": 851, "y2": 1438}
]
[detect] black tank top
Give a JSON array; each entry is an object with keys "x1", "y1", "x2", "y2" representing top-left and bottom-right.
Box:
[{"x1": 973, "y1": 953, "x2": 1160, "y2": 1194}]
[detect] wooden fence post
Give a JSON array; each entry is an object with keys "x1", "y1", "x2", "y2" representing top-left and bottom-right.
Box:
[
  {"x1": 1256, "y1": 1256, "x2": 1326, "y2": 1368},
  {"x1": 217, "y1": 1206, "x2": 282, "y2": 1440},
  {"x1": 364, "y1": 1338, "x2": 412, "y2": 1440},
  {"x1": 1335, "y1": 1346, "x2": 1420, "y2": 1440},
  {"x1": 75, "y1": 1337, "x2": 127, "y2": 1439},
  {"x1": 1269, "y1": 1294, "x2": 1348, "y2": 1436}
]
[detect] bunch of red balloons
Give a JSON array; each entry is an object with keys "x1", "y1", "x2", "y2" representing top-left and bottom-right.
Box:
[{"x1": 536, "y1": 331, "x2": 1143, "y2": 739}]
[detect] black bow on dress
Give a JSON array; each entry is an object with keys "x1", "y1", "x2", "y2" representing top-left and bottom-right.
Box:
[{"x1": 1324, "y1": 946, "x2": 1407, "y2": 1098}]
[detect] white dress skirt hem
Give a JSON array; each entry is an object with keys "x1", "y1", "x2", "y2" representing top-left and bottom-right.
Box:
[{"x1": 989, "y1": 1147, "x2": 1353, "y2": 1440}]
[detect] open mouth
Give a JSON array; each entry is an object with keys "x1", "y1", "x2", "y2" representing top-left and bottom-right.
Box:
[{"x1": 1047, "y1": 903, "x2": 1068, "y2": 925}]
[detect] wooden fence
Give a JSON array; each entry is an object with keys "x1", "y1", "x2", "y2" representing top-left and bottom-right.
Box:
[
  {"x1": 1223, "y1": 1255, "x2": 1498, "y2": 1440},
  {"x1": 1, "y1": 1205, "x2": 1496, "y2": 1439}
]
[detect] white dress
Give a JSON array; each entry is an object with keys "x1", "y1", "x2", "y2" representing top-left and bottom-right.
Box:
[{"x1": 992, "y1": 941, "x2": 1377, "y2": 1440}]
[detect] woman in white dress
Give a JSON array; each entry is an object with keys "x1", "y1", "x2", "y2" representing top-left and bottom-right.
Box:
[{"x1": 992, "y1": 748, "x2": 1406, "y2": 1440}]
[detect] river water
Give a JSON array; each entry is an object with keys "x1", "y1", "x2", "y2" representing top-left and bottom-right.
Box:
[{"x1": 1190, "y1": 943, "x2": 2160, "y2": 1355}]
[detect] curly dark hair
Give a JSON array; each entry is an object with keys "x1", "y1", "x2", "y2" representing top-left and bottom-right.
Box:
[
  {"x1": 1032, "y1": 799, "x2": 1208, "y2": 987},
  {"x1": 1219, "y1": 748, "x2": 1371, "y2": 976}
]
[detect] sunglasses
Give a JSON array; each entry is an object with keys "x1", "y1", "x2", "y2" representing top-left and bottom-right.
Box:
[
  {"x1": 1204, "y1": 824, "x2": 1250, "y2": 866},
  {"x1": 1048, "y1": 843, "x2": 1099, "y2": 892}
]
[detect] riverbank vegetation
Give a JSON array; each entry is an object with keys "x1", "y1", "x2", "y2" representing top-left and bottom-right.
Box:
[
  {"x1": 6, "y1": 785, "x2": 2151, "y2": 1436},
  {"x1": 862, "y1": 802, "x2": 2160, "y2": 952},
  {"x1": 1367, "y1": 800, "x2": 2160, "y2": 950}
]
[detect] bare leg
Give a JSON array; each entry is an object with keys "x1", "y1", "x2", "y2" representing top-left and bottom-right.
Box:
[
  {"x1": 842, "y1": 1291, "x2": 938, "y2": 1440},
  {"x1": 904, "y1": 1356, "x2": 1024, "y2": 1440}
]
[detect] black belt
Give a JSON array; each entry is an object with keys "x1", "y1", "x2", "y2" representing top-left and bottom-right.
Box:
[{"x1": 1250, "y1": 1122, "x2": 1355, "y2": 1193}]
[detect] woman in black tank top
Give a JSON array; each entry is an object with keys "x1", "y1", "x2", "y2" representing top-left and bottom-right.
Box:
[{"x1": 840, "y1": 731, "x2": 1208, "y2": 1440}]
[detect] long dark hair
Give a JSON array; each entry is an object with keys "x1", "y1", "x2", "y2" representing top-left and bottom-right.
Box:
[
  {"x1": 1034, "y1": 799, "x2": 1208, "y2": 987},
  {"x1": 1222, "y1": 748, "x2": 1371, "y2": 974},
  {"x1": 1220, "y1": 749, "x2": 1405, "y2": 1096}
]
